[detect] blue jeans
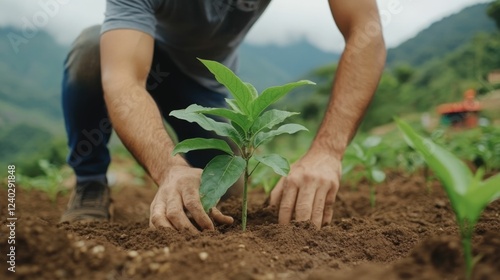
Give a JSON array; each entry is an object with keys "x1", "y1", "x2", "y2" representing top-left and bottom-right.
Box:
[{"x1": 62, "y1": 25, "x2": 230, "y2": 178}]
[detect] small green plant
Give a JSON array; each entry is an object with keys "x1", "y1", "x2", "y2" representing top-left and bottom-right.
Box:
[
  {"x1": 396, "y1": 119, "x2": 500, "y2": 280},
  {"x1": 471, "y1": 126, "x2": 500, "y2": 172},
  {"x1": 343, "y1": 136, "x2": 386, "y2": 207},
  {"x1": 19, "y1": 159, "x2": 69, "y2": 203},
  {"x1": 170, "y1": 59, "x2": 314, "y2": 231},
  {"x1": 394, "y1": 145, "x2": 435, "y2": 193},
  {"x1": 395, "y1": 145, "x2": 424, "y2": 173},
  {"x1": 249, "y1": 161, "x2": 281, "y2": 195}
]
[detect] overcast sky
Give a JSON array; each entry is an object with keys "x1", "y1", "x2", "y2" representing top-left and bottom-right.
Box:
[{"x1": 0, "y1": 0, "x2": 492, "y2": 52}]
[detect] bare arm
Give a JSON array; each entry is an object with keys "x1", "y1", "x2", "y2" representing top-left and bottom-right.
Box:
[
  {"x1": 100, "y1": 29, "x2": 232, "y2": 232},
  {"x1": 312, "y1": 0, "x2": 386, "y2": 156},
  {"x1": 101, "y1": 29, "x2": 184, "y2": 185},
  {"x1": 270, "y1": 0, "x2": 386, "y2": 228}
]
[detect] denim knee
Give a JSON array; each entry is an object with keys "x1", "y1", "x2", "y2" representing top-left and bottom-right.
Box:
[{"x1": 65, "y1": 25, "x2": 102, "y2": 89}]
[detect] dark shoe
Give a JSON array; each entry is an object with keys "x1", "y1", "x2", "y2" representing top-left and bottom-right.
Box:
[{"x1": 60, "y1": 181, "x2": 112, "y2": 223}]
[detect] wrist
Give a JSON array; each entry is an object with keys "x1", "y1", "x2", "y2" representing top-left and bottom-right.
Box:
[
  {"x1": 156, "y1": 155, "x2": 190, "y2": 186},
  {"x1": 310, "y1": 137, "x2": 346, "y2": 161},
  {"x1": 307, "y1": 144, "x2": 344, "y2": 162}
]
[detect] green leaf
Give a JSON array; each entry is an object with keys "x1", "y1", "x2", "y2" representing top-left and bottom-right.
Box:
[
  {"x1": 363, "y1": 136, "x2": 382, "y2": 148},
  {"x1": 251, "y1": 109, "x2": 299, "y2": 134},
  {"x1": 225, "y1": 99, "x2": 242, "y2": 113},
  {"x1": 396, "y1": 119, "x2": 472, "y2": 194},
  {"x1": 202, "y1": 108, "x2": 249, "y2": 128},
  {"x1": 245, "y1": 82, "x2": 258, "y2": 100},
  {"x1": 251, "y1": 80, "x2": 316, "y2": 119},
  {"x1": 201, "y1": 108, "x2": 251, "y2": 131},
  {"x1": 472, "y1": 173, "x2": 500, "y2": 205},
  {"x1": 169, "y1": 109, "x2": 243, "y2": 145},
  {"x1": 180, "y1": 104, "x2": 251, "y2": 131},
  {"x1": 367, "y1": 155, "x2": 377, "y2": 166},
  {"x1": 198, "y1": 59, "x2": 252, "y2": 115},
  {"x1": 254, "y1": 154, "x2": 290, "y2": 177},
  {"x1": 232, "y1": 120, "x2": 247, "y2": 141},
  {"x1": 396, "y1": 118, "x2": 473, "y2": 220},
  {"x1": 39, "y1": 159, "x2": 51, "y2": 172},
  {"x1": 457, "y1": 172, "x2": 500, "y2": 224},
  {"x1": 253, "y1": 123, "x2": 308, "y2": 147},
  {"x1": 199, "y1": 155, "x2": 246, "y2": 212},
  {"x1": 342, "y1": 164, "x2": 355, "y2": 176},
  {"x1": 351, "y1": 143, "x2": 365, "y2": 160},
  {"x1": 370, "y1": 168, "x2": 386, "y2": 183},
  {"x1": 172, "y1": 138, "x2": 233, "y2": 156}
]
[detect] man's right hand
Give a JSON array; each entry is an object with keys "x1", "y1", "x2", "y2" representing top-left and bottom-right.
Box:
[{"x1": 149, "y1": 164, "x2": 234, "y2": 233}]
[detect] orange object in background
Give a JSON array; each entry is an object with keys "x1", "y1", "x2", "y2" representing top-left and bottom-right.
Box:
[{"x1": 437, "y1": 89, "x2": 482, "y2": 128}]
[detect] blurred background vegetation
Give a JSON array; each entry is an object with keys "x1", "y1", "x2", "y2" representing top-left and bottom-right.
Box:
[{"x1": 1, "y1": 2, "x2": 500, "y2": 182}]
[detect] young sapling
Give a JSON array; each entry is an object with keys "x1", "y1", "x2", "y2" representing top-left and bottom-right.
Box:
[
  {"x1": 396, "y1": 119, "x2": 500, "y2": 280},
  {"x1": 343, "y1": 136, "x2": 386, "y2": 207},
  {"x1": 19, "y1": 159, "x2": 68, "y2": 203}
]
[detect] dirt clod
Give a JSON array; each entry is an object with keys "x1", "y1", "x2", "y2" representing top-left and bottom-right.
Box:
[{"x1": 199, "y1": 251, "x2": 209, "y2": 261}]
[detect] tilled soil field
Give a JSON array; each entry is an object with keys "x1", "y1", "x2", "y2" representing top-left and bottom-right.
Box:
[{"x1": 1, "y1": 172, "x2": 499, "y2": 280}]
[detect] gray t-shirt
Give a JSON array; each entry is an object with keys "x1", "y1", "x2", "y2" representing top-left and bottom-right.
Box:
[{"x1": 102, "y1": 0, "x2": 271, "y2": 93}]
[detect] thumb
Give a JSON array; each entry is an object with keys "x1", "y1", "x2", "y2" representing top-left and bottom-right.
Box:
[
  {"x1": 269, "y1": 177, "x2": 285, "y2": 207},
  {"x1": 210, "y1": 207, "x2": 234, "y2": 225}
]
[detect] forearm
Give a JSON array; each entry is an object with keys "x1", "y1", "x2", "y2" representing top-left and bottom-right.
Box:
[
  {"x1": 104, "y1": 84, "x2": 187, "y2": 185},
  {"x1": 311, "y1": 33, "x2": 386, "y2": 157}
]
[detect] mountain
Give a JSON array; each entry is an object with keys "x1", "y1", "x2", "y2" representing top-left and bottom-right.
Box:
[
  {"x1": 238, "y1": 40, "x2": 339, "y2": 91},
  {"x1": 0, "y1": 27, "x2": 67, "y2": 134},
  {"x1": 386, "y1": 3, "x2": 497, "y2": 68},
  {"x1": 0, "y1": 27, "x2": 69, "y2": 172}
]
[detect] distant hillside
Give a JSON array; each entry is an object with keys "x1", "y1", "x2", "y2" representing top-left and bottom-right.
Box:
[
  {"x1": 239, "y1": 40, "x2": 339, "y2": 91},
  {"x1": 386, "y1": 3, "x2": 496, "y2": 68},
  {"x1": 0, "y1": 27, "x2": 69, "y2": 173},
  {"x1": 0, "y1": 27, "x2": 67, "y2": 133}
]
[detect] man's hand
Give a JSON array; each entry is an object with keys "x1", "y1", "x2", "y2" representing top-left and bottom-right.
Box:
[
  {"x1": 270, "y1": 149, "x2": 341, "y2": 228},
  {"x1": 149, "y1": 164, "x2": 234, "y2": 233}
]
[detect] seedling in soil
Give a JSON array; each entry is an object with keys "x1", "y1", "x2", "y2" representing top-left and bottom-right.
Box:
[
  {"x1": 18, "y1": 159, "x2": 68, "y2": 203},
  {"x1": 472, "y1": 126, "x2": 500, "y2": 173},
  {"x1": 170, "y1": 59, "x2": 314, "y2": 231},
  {"x1": 396, "y1": 119, "x2": 500, "y2": 280},
  {"x1": 343, "y1": 136, "x2": 386, "y2": 207},
  {"x1": 396, "y1": 146, "x2": 434, "y2": 193}
]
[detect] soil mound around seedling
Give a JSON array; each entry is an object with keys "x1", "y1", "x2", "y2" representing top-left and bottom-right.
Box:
[{"x1": 1, "y1": 173, "x2": 499, "y2": 279}]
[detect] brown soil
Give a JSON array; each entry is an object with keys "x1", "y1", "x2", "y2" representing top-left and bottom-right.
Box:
[{"x1": 1, "y1": 172, "x2": 499, "y2": 280}]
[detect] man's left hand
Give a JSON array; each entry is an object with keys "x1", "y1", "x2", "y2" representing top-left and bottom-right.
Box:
[{"x1": 269, "y1": 149, "x2": 341, "y2": 228}]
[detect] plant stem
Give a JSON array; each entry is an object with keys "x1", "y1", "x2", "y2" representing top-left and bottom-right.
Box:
[
  {"x1": 249, "y1": 162, "x2": 261, "y2": 177},
  {"x1": 242, "y1": 159, "x2": 250, "y2": 232},
  {"x1": 463, "y1": 236, "x2": 473, "y2": 280},
  {"x1": 369, "y1": 184, "x2": 376, "y2": 208},
  {"x1": 460, "y1": 220, "x2": 474, "y2": 280}
]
